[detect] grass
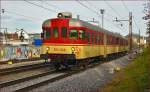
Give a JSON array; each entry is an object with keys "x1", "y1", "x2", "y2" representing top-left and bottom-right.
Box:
[{"x1": 100, "y1": 47, "x2": 150, "y2": 92}]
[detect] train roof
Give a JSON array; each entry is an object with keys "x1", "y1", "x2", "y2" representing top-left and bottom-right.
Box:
[
  {"x1": 42, "y1": 18, "x2": 125, "y2": 39},
  {"x1": 69, "y1": 18, "x2": 124, "y2": 38}
]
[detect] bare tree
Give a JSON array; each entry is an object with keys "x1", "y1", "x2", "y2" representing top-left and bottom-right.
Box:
[{"x1": 143, "y1": 1, "x2": 150, "y2": 47}]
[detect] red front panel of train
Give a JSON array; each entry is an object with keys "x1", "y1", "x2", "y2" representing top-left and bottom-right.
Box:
[
  {"x1": 43, "y1": 18, "x2": 69, "y2": 44},
  {"x1": 43, "y1": 18, "x2": 89, "y2": 45}
]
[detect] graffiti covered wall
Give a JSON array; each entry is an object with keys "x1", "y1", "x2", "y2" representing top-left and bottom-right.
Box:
[{"x1": 0, "y1": 45, "x2": 41, "y2": 61}]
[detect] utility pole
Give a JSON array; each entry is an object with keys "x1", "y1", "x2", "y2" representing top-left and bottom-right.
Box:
[
  {"x1": 92, "y1": 18, "x2": 95, "y2": 22},
  {"x1": 100, "y1": 9, "x2": 105, "y2": 29},
  {"x1": 100, "y1": 9, "x2": 107, "y2": 58},
  {"x1": 77, "y1": 15, "x2": 80, "y2": 20},
  {"x1": 139, "y1": 29, "x2": 140, "y2": 48},
  {"x1": 1, "y1": 9, "x2": 8, "y2": 44},
  {"x1": 129, "y1": 12, "x2": 132, "y2": 50},
  {"x1": 114, "y1": 12, "x2": 133, "y2": 51},
  {"x1": 0, "y1": 28, "x2": 8, "y2": 44}
]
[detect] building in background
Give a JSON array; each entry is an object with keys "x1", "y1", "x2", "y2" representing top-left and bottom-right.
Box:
[
  {"x1": 0, "y1": 31, "x2": 41, "y2": 45},
  {"x1": 0, "y1": 32, "x2": 3, "y2": 45},
  {"x1": 0, "y1": 32, "x2": 42, "y2": 61},
  {"x1": 1, "y1": 32, "x2": 29, "y2": 45},
  {"x1": 125, "y1": 34, "x2": 147, "y2": 48}
]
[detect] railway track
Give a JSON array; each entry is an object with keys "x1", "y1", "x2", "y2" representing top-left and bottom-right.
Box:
[
  {"x1": 2, "y1": 61, "x2": 103, "y2": 92},
  {"x1": 14, "y1": 54, "x2": 130, "y2": 92},
  {"x1": 15, "y1": 70, "x2": 80, "y2": 92},
  {"x1": 0, "y1": 70, "x2": 56, "y2": 88},
  {"x1": 0, "y1": 58, "x2": 41, "y2": 65},
  {"x1": 0, "y1": 53, "x2": 129, "y2": 92},
  {"x1": 0, "y1": 70, "x2": 67, "y2": 92},
  {"x1": 0, "y1": 59, "x2": 99, "y2": 92},
  {"x1": 0, "y1": 62, "x2": 51, "y2": 75},
  {"x1": 15, "y1": 61, "x2": 103, "y2": 92}
]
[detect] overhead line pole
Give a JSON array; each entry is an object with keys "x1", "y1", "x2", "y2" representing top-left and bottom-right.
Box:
[
  {"x1": 139, "y1": 29, "x2": 140, "y2": 48},
  {"x1": 114, "y1": 12, "x2": 133, "y2": 51},
  {"x1": 100, "y1": 9, "x2": 105, "y2": 29},
  {"x1": 0, "y1": 28, "x2": 8, "y2": 44}
]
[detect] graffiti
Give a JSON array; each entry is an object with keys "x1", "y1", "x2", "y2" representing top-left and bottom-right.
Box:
[{"x1": 0, "y1": 45, "x2": 41, "y2": 61}]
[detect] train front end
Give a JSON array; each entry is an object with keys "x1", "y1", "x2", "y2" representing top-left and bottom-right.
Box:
[{"x1": 40, "y1": 12, "x2": 81, "y2": 68}]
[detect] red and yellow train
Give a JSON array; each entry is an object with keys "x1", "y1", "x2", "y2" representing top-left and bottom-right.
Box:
[{"x1": 40, "y1": 12, "x2": 128, "y2": 69}]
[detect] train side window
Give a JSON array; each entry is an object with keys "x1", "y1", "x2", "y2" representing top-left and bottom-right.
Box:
[
  {"x1": 86, "y1": 32, "x2": 90, "y2": 42},
  {"x1": 92, "y1": 33, "x2": 95, "y2": 44},
  {"x1": 79, "y1": 30, "x2": 85, "y2": 39},
  {"x1": 69, "y1": 29, "x2": 78, "y2": 39},
  {"x1": 61, "y1": 27, "x2": 67, "y2": 38},
  {"x1": 107, "y1": 36, "x2": 110, "y2": 45},
  {"x1": 90, "y1": 33, "x2": 93, "y2": 43},
  {"x1": 96, "y1": 34, "x2": 100, "y2": 44},
  {"x1": 100, "y1": 34, "x2": 102, "y2": 43},
  {"x1": 53, "y1": 27, "x2": 58, "y2": 38},
  {"x1": 116, "y1": 38, "x2": 119, "y2": 44}
]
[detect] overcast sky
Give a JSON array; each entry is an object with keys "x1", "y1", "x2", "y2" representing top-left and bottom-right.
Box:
[{"x1": 0, "y1": 0, "x2": 148, "y2": 36}]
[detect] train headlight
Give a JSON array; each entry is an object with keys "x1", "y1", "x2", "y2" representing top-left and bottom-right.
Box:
[
  {"x1": 71, "y1": 47, "x2": 75, "y2": 52},
  {"x1": 46, "y1": 47, "x2": 50, "y2": 51}
]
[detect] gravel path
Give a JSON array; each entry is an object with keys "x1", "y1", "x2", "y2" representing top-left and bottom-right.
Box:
[{"x1": 28, "y1": 55, "x2": 132, "y2": 92}]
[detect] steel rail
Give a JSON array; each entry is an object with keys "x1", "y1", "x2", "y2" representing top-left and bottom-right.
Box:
[
  {"x1": 14, "y1": 70, "x2": 81, "y2": 92},
  {"x1": 0, "y1": 63, "x2": 51, "y2": 75},
  {"x1": 0, "y1": 70, "x2": 56, "y2": 88},
  {"x1": 1, "y1": 53, "x2": 128, "y2": 91},
  {"x1": 14, "y1": 60, "x2": 106, "y2": 92}
]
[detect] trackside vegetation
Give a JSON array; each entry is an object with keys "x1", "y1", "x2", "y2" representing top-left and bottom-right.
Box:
[{"x1": 100, "y1": 47, "x2": 150, "y2": 92}]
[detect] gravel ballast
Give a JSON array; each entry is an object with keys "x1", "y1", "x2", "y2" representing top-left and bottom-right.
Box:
[{"x1": 29, "y1": 54, "x2": 133, "y2": 92}]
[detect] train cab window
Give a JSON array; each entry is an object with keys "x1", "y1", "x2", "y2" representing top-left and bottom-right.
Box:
[
  {"x1": 79, "y1": 30, "x2": 85, "y2": 39},
  {"x1": 46, "y1": 31, "x2": 51, "y2": 39},
  {"x1": 69, "y1": 29, "x2": 78, "y2": 39},
  {"x1": 61, "y1": 27, "x2": 67, "y2": 38},
  {"x1": 44, "y1": 30, "x2": 51, "y2": 39},
  {"x1": 53, "y1": 27, "x2": 58, "y2": 38},
  {"x1": 44, "y1": 30, "x2": 46, "y2": 38}
]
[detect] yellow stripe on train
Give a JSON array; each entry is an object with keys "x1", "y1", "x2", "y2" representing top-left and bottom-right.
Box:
[{"x1": 41, "y1": 43, "x2": 128, "y2": 60}]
